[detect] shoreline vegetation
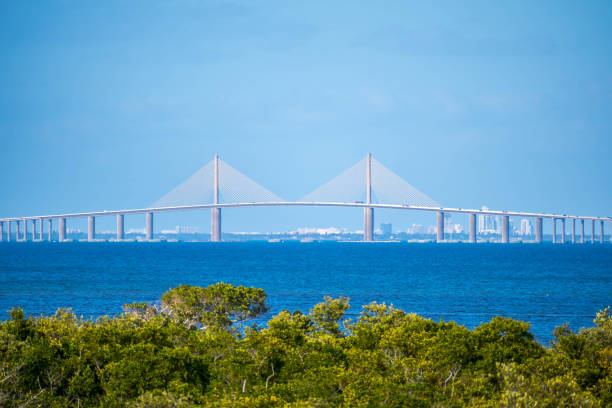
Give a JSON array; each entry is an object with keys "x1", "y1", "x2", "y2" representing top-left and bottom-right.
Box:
[{"x1": 1, "y1": 283, "x2": 610, "y2": 407}]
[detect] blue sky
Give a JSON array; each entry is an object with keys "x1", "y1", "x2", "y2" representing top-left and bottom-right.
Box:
[{"x1": 1, "y1": 1, "x2": 611, "y2": 233}]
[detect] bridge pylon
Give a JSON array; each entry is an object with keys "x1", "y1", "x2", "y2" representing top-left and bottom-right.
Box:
[
  {"x1": 211, "y1": 154, "x2": 221, "y2": 242},
  {"x1": 364, "y1": 153, "x2": 374, "y2": 242}
]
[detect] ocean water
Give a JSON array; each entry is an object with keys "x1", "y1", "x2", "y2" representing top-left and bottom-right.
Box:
[{"x1": 0, "y1": 242, "x2": 610, "y2": 343}]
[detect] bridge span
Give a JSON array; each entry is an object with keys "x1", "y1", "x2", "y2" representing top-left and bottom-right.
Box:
[
  {"x1": 0, "y1": 201, "x2": 610, "y2": 244},
  {"x1": 0, "y1": 154, "x2": 610, "y2": 244}
]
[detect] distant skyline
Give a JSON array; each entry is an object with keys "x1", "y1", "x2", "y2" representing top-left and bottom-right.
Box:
[{"x1": 1, "y1": 1, "x2": 611, "y2": 234}]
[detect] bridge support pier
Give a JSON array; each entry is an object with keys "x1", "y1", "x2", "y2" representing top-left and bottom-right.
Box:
[
  {"x1": 48, "y1": 219, "x2": 52, "y2": 241},
  {"x1": 117, "y1": 214, "x2": 124, "y2": 241},
  {"x1": 146, "y1": 212, "x2": 153, "y2": 241},
  {"x1": 0, "y1": 221, "x2": 3, "y2": 242},
  {"x1": 535, "y1": 217, "x2": 542, "y2": 243},
  {"x1": 22, "y1": 220, "x2": 27, "y2": 241},
  {"x1": 16, "y1": 220, "x2": 21, "y2": 241},
  {"x1": 436, "y1": 211, "x2": 444, "y2": 243},
  {"x1": 88, "y1": 216, "x2": 95, "y2": 241},
  {"x1": 39, "y1": 218, "x2": 43, "y2": 241},
  {"x1": 501, "y1": 215, "x2": 509, "y2": 243},
  {"x1": 7, "y1": 221, "x2": 11, "y2": 242},
  {"x1": 59, "y1": 218, "x2": 66, "y2": 242},
  {"x1": 363, "y1": 207, "x2": 374, "y2": 242},
  {"x1": 581, "y1": 219, "x2": 585, "y2": 243},
  {"x1": 572, "y1": 219, "x2": 576, "y2": 244},
  {"x1": 552, "y1": 218, "x2": 557, "y2": 243},
  {"x1": 31, "y1": 219, "x2": 36, "y2": 241},
  {"x1": 469, "y1": 213, "x2": 476, "y2": 243},
  {"x1": 591, "y1": 220, "x2": 595, "y2": 244},
  {"x1": 211, "y1": 208, "x2": 221, "y2": 242},
  {"x1": 600, "y1": 220, "x2": 604, "y2": 244},
  {"x1": 561, "y1": 218, "x2": 566, "y2": 244}
]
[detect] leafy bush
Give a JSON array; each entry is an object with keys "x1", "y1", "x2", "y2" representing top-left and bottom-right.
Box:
[{"x1": 0, "y1": 282, "x2": 609, "y2": 407}]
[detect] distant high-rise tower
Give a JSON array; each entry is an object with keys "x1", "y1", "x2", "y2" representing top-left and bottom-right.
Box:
[
  {"x1": 520, "y1": 219, "x2": 532, "y2": 236},
  {"x1": 478, "y1": 206, "x2": 499, "y2": 234},
  {"x1": 478, "y1": 207, "x2": 487, "y2": 232},
  {"x1": 444, "y1": 215, "x2": 454, "y2": 234}
]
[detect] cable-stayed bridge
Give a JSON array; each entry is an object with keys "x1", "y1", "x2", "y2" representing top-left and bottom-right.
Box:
[{"x1": 0, "y1": 154, "x2": 610, "y2": 244}]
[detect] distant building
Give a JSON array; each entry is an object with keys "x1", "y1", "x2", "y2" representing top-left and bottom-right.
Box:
[
  {"x1": 427, "y1": 226, "x2": 436, "y2": 235},
  {"x1": 160, "y1": 225, "x2": 200, "y2": 234},
  {"x1": 295, "y1": 227, "x2": 343, "y2": 235},
  {"x1": 410, "y1": 224, "x2": 424, "y2": 235},
  {"x1": 380, "y1": 223, "x2": 392, "y2": 237},
  {"x1": 177, "y1": 225, "x2": 199, "y2": 234},
  {"x1": 478, "y1": 206, "x2": 499, "y2": 234},
  {"x1": 444, "y1": 215, "x2": 454, "y2": 234},
  {"x1": 520, "y1": 219, "x2": 532, "y2": 236},
  {"x1": 442, "y1": 216, "x2": 464, "y2": 235}
]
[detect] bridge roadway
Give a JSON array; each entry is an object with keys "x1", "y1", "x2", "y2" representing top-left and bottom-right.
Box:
[
  {"x1": 0, "y1": 201, "x2": 610, "y2": 244},
  {"x1": 0, "y1": 201, "x2": 611, "y2": 221}
]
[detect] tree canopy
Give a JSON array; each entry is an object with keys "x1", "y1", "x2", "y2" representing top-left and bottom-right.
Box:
[
  {"x1": 0, "y1": 282, "x2": 610, "y2": 407},
  {"x1": 160, "y1": 283, "x2": 268, "y2": 329}
]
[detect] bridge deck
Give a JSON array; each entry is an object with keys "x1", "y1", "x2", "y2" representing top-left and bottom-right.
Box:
[{"x1": 1, "y1": 202, "x2": 610, "y2": 222}]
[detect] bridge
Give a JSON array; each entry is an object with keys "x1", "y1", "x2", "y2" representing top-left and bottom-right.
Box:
[{"x1": 0, "y1": 154, "x2": 610, "y2": 244}]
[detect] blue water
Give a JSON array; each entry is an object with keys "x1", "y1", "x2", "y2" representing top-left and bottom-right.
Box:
[{"x1": 0, "y1": 242, "x2": 610, "y2": 343}]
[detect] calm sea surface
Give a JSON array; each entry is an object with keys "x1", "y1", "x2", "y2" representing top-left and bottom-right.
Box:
[{"x1": 0, "y1": 242, "x2": 610, "y2": 343}]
